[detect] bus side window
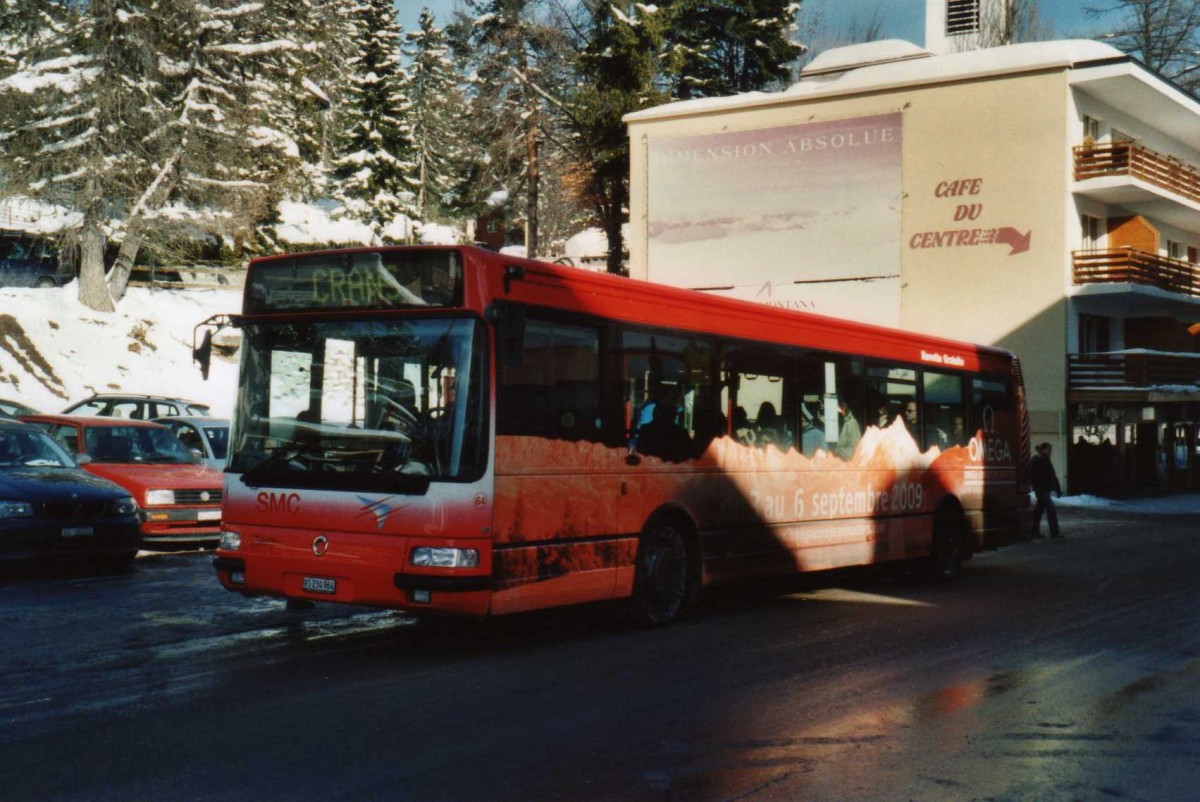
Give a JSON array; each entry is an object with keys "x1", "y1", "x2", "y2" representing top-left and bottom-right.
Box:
[
  {"x1": 621, "y1": 330, "x2": 715, "y2": 462},
  {"x1": 727, "y1": 346, "x2": 795, "y2": 452},
  {"x1": 828, "y1": 357, "x2": 864, "y2": 460},
  {"x1": 924, "y1": 371, "x2": 965, "y2": 447},
  {"x1": 497, "y1": 317, "x2": 602, "y2": 443}
]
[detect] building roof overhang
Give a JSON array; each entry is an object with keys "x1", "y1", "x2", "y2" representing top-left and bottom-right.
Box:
[
  {"x1": 1070, "y1": 282, "x2": 1200, "y2": 322},
  {"x1": 625, "y1": 40, "x2": 1136, "y2": 124},
  {"x1": 1069, "y1": 60, "x2": 1200, "y2": 151},
  {"x1": 1072, "y1": 175, "x2": 1200, "y2": 235},
  {"x1": 1068, "y1": 386, "x2": 1200, "y2": 404}
]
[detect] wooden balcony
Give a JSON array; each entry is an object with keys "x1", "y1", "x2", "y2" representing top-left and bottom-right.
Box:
[
  {"x1": 1069, "y1": 352, "x2": 1200, "y2": 390},
  {"x1": 1074, "y1": 142, "x2": 1200, "y2": 205},
  {"x1": 1073, "y1": 248, "x2": 1200, "y2": 298}
]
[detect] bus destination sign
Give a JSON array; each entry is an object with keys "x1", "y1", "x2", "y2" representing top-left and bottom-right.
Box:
[{"x1": 245, "y1": 250, "x2": 463, "y2": 313}]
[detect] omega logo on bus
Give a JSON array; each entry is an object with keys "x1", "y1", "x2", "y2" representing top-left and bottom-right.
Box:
[
  {"x1": 966, "y1": 406, "x2": 1012, "y2": 463},
  {"x1": 257, "y1": 491, "x2": 301, "y2": 514}
]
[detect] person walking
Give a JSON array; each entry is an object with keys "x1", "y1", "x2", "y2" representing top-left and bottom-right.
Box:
[{"x1": 1030, "y1": 441, "x2": 1063, "y2": 539}]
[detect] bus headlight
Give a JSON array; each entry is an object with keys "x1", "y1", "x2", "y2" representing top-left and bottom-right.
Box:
[
  {"x1": 410, "y1": 547, "x2": 479, "y2": 568},
  {"x1": 145, "y1": 489, "x2": 175, "y2": 506},
  {"x1": 219, "y1": 530, "x2": 242, "y2": 551}
]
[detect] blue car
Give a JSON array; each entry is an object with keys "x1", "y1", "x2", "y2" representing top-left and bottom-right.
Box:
[
  {"x1": 0, "y1": 233, "x2": 69, "y2": 288},
  {"x1": 0, "y1": 420, "x2": 141, "y2": 569}
]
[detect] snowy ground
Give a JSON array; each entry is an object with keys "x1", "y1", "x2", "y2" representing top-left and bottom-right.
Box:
[
  {"x1": 0, "y1": 280, "x2": 241, "y2": 417},
  {"x1": 1056, "y1": 492, "x2": 1200, "y2": 514}
]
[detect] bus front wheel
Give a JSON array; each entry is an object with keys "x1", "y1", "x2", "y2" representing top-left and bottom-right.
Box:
[{"x1": 630, "y1": 520, "x2": 690, "y2": 626}]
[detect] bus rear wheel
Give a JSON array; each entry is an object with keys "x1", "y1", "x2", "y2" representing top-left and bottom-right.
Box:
[{"x1": 629, "y1": 520, "x2": 690, "y2": 626}]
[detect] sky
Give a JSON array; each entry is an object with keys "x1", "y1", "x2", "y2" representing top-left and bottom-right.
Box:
[{"x1": 396, "y1": 0, "x2": 1111, "y2": 51}]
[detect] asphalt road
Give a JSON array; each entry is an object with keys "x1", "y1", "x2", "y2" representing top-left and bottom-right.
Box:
[{"x1": 1, "y1": 506, "x2": 1198, "y2": 801}]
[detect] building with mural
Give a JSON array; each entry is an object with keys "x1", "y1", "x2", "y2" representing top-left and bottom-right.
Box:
[{"x1": 624, "y1": 26, "x2": 1200, "y2": 495}]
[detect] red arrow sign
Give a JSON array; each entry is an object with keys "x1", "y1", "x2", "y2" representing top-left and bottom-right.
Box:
[{"x1": 995, "y1": 227, "x2": 1031, "y2": 255}]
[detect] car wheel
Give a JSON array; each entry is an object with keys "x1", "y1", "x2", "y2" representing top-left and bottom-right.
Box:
[
  {"x1": 34, "y1": 276, "x2": 57, "y2": 288},
  {"x1": 629, "y1": 518, "x2": 691, "y2": 626}
]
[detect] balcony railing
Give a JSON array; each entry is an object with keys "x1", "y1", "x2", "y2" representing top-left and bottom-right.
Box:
[
  {"x1": 1069, "y1": 352, "x2": 1200, "y2": 390},
  {"x1": 1074, "y1": 142, "x2": 1200, "y2": 206},
  {"x1": 1073, "y1": 248, "x2": 1200, "y2": 298}
]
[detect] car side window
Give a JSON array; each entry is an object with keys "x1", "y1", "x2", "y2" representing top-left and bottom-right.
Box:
[
  {"x1": 110, "y1": 401, "x2": 142, "y2": 419},
  {"x1": 72, "y1": 400, "x2": 106, "y2": 415},
  {"x1": 50, "y1": 425, "x2": 79, "y2": 455},
  {"x1": 174, "y1": 423, "x2": 203, "y2": 452}
]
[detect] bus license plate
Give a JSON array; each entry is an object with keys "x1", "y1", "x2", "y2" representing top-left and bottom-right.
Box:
[
  {"x1": 302, "y1": 576, "x2": 336, "y2": 594},
  {"x1": 197, "y1": 510, "x2": 221, "y2": 522},
  {"x1": 62, "y1": 526, "x2": 94, "y2": 538}
]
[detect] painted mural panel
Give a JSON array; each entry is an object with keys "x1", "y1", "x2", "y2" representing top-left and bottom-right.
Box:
[{"x1": 647, "y1": 113, "x2": 903, "y2": 325}]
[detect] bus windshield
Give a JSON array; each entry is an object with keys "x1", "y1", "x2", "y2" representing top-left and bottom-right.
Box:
[{"x1": 228, "y1": 316, "x2": 487, "y2": 490}]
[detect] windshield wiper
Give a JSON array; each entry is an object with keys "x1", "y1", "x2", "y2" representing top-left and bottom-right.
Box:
[
  {"x1": 240, "y1": 446, "x2": 315, "y2": 486},
  {"x1": 239, "y1": 444, "x2": 433, "y2": 494}
]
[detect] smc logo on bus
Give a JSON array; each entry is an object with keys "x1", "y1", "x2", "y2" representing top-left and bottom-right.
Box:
[{"x1": 257, "y1": 491, "x2": 301, "y2": 514}]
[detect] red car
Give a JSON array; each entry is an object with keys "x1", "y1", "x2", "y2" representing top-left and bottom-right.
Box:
[{"x1": 23, "y1": 415, "x2": 223, "y2": 546}]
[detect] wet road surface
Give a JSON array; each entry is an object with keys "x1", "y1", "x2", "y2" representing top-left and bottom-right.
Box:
[{"x1": 1, "y1": 506, "x2": 1197, "y2": 801}]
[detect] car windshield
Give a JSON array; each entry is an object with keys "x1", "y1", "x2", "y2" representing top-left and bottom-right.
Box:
[
  {"x1": 228, "y1": 316, "x2": 487, "y2": 490},
  {"x1": 0, "y1": 428, "x2": 76, "y2": 468},
  {"x1": 84, "y1": 425, "x2": 194, "y2": 464}
]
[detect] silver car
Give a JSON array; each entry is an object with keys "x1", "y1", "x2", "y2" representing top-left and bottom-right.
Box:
[{"x1": 151, "y1": 416, "x2": 229, "y2": 470}]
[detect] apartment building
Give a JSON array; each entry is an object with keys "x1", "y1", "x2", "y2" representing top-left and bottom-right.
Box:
[{"x1": 624, "y1": 28, "x2": 1200, "y2": 495}]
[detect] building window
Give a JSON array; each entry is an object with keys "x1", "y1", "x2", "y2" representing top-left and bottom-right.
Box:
[
  {"x1": 946, "y1": 0, "x2": 981, "y2": 34},
  {"x1": 1082, "y1": 115, "x2": 1100, "y2": 142},
  {"x1": 1081, "y1": 215, "x2": 1103, "y2": 250},
  {"x1": 1168, "y1": 240, "x2": 1186, "y2": 261},
  {"x1": 1079, "y1": 315, "x2": 1110, "y2": 354}
]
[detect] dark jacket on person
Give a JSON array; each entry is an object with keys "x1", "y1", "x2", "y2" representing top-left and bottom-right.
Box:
[{"x1": 1030, "y1": 452, "x2": 1061, "y2": 495}]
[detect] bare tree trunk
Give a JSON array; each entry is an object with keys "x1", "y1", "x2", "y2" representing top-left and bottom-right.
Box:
[
  {"x1": 108, "y1": 150, "x2": 181, "y2": 301},
  {"x1": 77, "y1": 218, "x2": 115, "y2": 313},
  {"x1": 518, "y1": 44, "x2": 539, "y2": 259},
  {"x1": 107, "y1": 219, "x2": 147, "y2": 302}
]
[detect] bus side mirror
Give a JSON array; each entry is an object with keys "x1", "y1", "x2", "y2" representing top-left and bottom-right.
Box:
[
  {"x1": 192, "y1": 313, "x2": 238, "y2": 381},
  {"x1": 194, "y1": 330, "x2": 214, "y2": 380}
]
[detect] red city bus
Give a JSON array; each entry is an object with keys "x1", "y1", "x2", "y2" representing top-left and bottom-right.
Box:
[{"x1": 206, "y1": 245, "x2": 1029, "y2": 624}]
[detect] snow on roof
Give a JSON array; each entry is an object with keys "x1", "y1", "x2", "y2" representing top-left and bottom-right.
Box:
[
  {"x1": 625, "y1": 39, "x2": 1128, "y2": 122},
  {"x1": 800, "y1": 39, "x2": 931, "y2": 77}
]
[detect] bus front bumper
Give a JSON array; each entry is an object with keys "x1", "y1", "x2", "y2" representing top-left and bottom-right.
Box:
[{"x1": 212, "y1": 542, "x2": 493, "y2": 617}]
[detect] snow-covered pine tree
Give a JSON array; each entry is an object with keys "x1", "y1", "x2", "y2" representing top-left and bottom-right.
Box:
[
  {"x1": 330, "y1": 0, "x2": 416, "y2": 242},
  {"x1": 0, "y1": 0, "x2": 305, "y2": 310},
  {"x1": 571, "y1": 0, "x2": 667, "y2": 273},
  {"x1": 404, "y1": 8, "x2": 470, "y2": 223},
  {"x1": 0, "y1": 0, "x2": 163, "y2": 312},
  {"x1": 454, "y1": 0, "x2": 550, "y2": 257},
  {"x1": 663, "y1": 0, "x2": 805, "y2": 98},
  {"x1": 104, "y1": 0, "x2": 305, "y2": 300},
  {"x1": 269, "y1": 0, "x2": 358, "y2": 193}
]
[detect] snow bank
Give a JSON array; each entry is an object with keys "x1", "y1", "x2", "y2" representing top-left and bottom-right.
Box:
[
  {"x1": 0, "y1": 282, "x2": 241, "y2": 417},
  {"x1": 1056, "y1": 493, "x2": 1200, "y2": 515}
]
